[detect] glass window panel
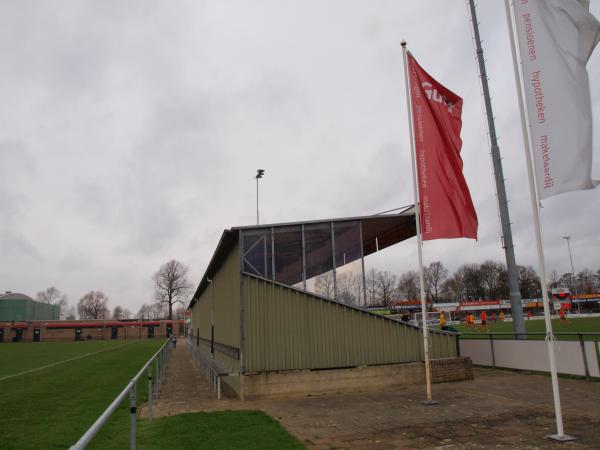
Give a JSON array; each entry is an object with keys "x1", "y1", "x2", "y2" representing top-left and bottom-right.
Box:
[
  {"x1": 306, "y1": 269, "x2": 335, "y2": 298},
  {"x1": 304, "y1": 223, "x2": 333, "y2": 280},
  {"x1": 334, "y1": 221, "x2": 361, "y2": 269},
  {"x1": 273, "y1": 226, "x2": 303, "y2": 286},
  {"x1": 242, "y1": 229, "x2": 272, "y2": 279},
  {"x1": 335, "y1": 260, "x2": 364, "y2": 306}
]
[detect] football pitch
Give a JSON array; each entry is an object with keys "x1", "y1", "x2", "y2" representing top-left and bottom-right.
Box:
[
  {"x1": 0, "y1": 339, "x2": 303, "y2": 450},
  {"x1": 0, "y1": 339, "x2": 162, "y2": 449},
  {"x1": 451, "y1": 316, "x2": 600, "y2": 339}
]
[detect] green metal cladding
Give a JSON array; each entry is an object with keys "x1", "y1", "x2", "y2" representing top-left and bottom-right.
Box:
[
  {"x1": 242, "y1": 274, "x2": 456, "y2": 373},
  {"x1": 0, "y1": 296, "x2": 59, "y2": 321}
]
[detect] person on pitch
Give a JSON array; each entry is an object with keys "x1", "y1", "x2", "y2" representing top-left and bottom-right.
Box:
[
  {"x1": 479, "y1": 310, "x2": 488, "y2": 331},
  {"x1": 439, "y1": 312, "x2": 447, "y2": 330}
]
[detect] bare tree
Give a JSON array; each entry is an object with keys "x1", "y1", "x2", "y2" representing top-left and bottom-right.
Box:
[
  {"x1": 315, "y1": 271, "x2": 335, "y2": 298},
  {"x1": 174, "y1": 305, "x2": 186, "y2": 320},
  {"x1": 336, "y1": 272, "x2": 357, "y2": 305},
  {"x1": 576, "y1": 268, "x2": 597, "y2": 293},
  {"x1": 112, "y1": 306, "x2": 132, "y2": 320},
  {"x1": 479, "y1": 260, "x2": 508, "y2": 299},
  {"x1": 377, "y1": 271, "x2": 398, "y2": 308},
  {"x1": 152, "y1": 260, "x2": 192, "y2": 320},
  {"x1": 441, "y1": 277, "x2": 463, "y2": 302},
  {"x1": 455, "y1": 264, "x2": 485, "y2": 300},
  {"x1": 36, "y1": 286, "x2": 69, "y2": 319},
  {"x1": 149, "y1": 302, "x2": 167, "y2": 320},
  {"x1": 548, "y1": 270, "x2": 561, "y2": 289},
  {"x1": 365, "y1": 268, "x2": 379, "y2": 305},
  {"x1": 397, "y1": 271, "x2": 419, "y2": 300},
  {"x1": 78, "y1": 291, "x2": 110, "y2": 319},
  {"x1": 352, "y1": 273, "x2": 365, "y2": 306},
  {"x1": 425, "y1": 262, "x2": 448, "y2": 303},
  {"x1": 64, "y1": 305, "x2": 76, "y2": 320},
  {"x1": 36, "y1": 286, "x2": 63, "y2": 303},
  {"x1": 518, "y1": 265, "x2": 541, "y2": 299},
  {"x1": 137, "y1": 303, "x2": 152, "y2": 320}
]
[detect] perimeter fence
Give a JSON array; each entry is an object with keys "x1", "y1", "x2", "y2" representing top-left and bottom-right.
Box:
[
  {"x1": 69, "y1": 336, "x2": 174, "y2": 450},
  {"x1": 459, "y1": 332, "x2": 600, "y2": 379}
]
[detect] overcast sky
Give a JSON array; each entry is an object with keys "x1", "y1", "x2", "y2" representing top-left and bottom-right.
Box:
[{"x1": 1, "y1": 1, "x2": 599, "y2": 314}]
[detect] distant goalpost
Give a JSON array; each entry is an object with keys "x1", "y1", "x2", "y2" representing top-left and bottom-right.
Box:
[{"x1": 411, "y1": 311, "x2": 451, "y2": 327}]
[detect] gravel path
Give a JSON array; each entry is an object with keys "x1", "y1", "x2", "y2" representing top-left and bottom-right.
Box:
[{"x1": 142, "y1": 342, "x2": 600, "y2": 449}]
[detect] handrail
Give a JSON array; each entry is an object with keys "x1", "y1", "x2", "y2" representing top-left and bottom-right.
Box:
[
  {"x1": 187, "y1": 339, "x2": 227, "y2": 400},
  {"x1": 69, "y1": 336, "x2": 175, "y2": 450}
]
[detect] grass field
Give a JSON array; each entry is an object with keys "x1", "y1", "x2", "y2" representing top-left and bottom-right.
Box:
[
  {"x1": 0, "y1": 340, "x2": 134, "y2": 378},
  {"x1": 92, "y1": 410, "x2": 305, "y2": 450},
  {"x1": 0, "y1": 339, "x2": 302, "y2": 449},
  {"x1": 450, "y1": 316, "x2": 600, "y2": 340}
]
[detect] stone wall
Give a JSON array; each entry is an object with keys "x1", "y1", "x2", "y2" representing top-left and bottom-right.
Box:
[{"x1": 238, "y1": 357, "x2": 473, "y2": 400}]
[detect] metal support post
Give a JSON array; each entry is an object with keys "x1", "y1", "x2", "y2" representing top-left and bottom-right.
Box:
[
  {"x1": 271, "y1": 227, "x2": 275, "y2": 280},
  {"x1": 161, "y1": 349, "x2": 164, "y2": 381},
  {"x1": 331, "y1": 222, "x2": 337, "y2": 300},
  {"x1": 358, "y1": 221, "x2": 367, "y2": 306},
  {"x1": 579, "y1": 334, "x2": 590, "y2": 380},
  {"x1": 489, "y1": 334, "x2": 496, "y2": 368},
  {"x1": 147, "y1": 366, "x2": 153, "y2": 420},
  {"x1": 301, "y1": 224, "x2": 307, "y2": 290},
  {"x1": 155, "y1": 359, "x2": 159, "y2": 400},
  {"x1": 130, "y1": 381, "x2": 137, "y2": 450},
  {"x1": 455, "y1": 334, "x2": 461, "y2": 357}
]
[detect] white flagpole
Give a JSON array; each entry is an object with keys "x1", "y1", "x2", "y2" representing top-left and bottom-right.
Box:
[
  {"x1": 503, "y1": 0, "x2": 574, "y2": 441},
  {"x1": 401, "y1": 41, "x2": 436, "y2": 405}
]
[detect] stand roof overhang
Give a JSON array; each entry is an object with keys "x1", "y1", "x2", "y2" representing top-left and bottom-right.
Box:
[{"x1": 189, "y1": 207, "x2": 416, "y2": 308}]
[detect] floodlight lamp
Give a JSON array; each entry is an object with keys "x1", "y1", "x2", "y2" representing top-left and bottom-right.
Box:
[{"x1": 256, "y1": 169, "x2": 265, "y2": 179}]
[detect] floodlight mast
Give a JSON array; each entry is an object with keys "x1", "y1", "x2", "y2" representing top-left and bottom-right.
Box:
[
  {"x1": 563, "y1": 236, "x2": 578, "y2": 312},
  {"x1": 468, "y1": 0, "x2": 525, "y2": 337},
  {"x1": 562, "y1": 236, "x2": 575, "y2": 279},
  {"x1": 256, "y1": 169, "x2": 265, "y2": 225}
]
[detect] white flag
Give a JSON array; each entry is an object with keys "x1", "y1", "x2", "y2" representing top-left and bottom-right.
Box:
[{"x1": 513, "y1": 0, "x2": 600, "y2": 199}]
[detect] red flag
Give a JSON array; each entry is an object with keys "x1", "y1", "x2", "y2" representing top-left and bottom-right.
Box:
[{"x1": 407, "y1": 52, "x2": 477, "y2": 241}]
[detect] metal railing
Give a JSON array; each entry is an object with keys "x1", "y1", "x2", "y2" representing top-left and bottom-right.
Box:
[
  {"x1": 460, "y1": 332, "x2": 600, "y2": 380},
  {"x1": 69, "y1": 336, "x2": 175, "y2": 450},
  {"x1": 187, "y1": 339, "x2": 225, "y2": 400},
  {"x1": 460, "y1": 331, "x2": 600, "y2": 339}
]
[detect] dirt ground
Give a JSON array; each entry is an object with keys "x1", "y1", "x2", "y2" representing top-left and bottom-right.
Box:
[{"x1": 144, "y1": 343, "x2": 600, "y2": 449}]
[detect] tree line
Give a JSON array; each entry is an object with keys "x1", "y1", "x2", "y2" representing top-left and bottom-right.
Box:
[
  {"x1": 37, "y1": 257, "x2": 600, "y2": 317},
  {"x1": 36, "y1": 259, "x2": 192, "y2": 321},
  {"x1": 314, "y1": 261, "x2": 600, "y2": 308}
]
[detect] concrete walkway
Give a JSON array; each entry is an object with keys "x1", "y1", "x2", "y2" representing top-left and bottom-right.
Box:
[
  {"x1": 140, "y1": 343, "x2": 219, "y2": 417},
  {"x1": 143, "y1": 343, "x2": 600, "y2": 449}
]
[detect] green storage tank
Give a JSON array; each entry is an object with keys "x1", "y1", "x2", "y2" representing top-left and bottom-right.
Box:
[{"x1": 0, "y1": 292, "x2": 60, "y2": 321}]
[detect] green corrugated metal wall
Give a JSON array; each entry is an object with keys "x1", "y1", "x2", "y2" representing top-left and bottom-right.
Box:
[
  {"x1": 190, "y1": 242, "x2": 241, "y2": 371},
  {"x1": 0, "y1": 298, "x2": 59, "y2": 321},
  {"x1": 243, "y1": 274, "x2": 457, "y2": 373},
  {"x1": 33, "y1": 301, "x2": 59, "y2": 320}
]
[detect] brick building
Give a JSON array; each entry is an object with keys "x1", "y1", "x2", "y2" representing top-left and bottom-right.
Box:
[{"x1": 0, "y1": 319, "x2": 184, "y2": 343}]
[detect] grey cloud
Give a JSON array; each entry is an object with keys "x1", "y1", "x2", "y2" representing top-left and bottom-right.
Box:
[
  {"x1": 0, "y1": 229, "x2": 44, "y2": 265},
  {"x1": 58, "y1": 251, "x2": 95, "y2": 272}
]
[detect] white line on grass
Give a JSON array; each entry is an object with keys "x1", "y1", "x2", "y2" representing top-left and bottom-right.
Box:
[{"x1": 0, "y1": 341, "x2": 139, "y2": 382}]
